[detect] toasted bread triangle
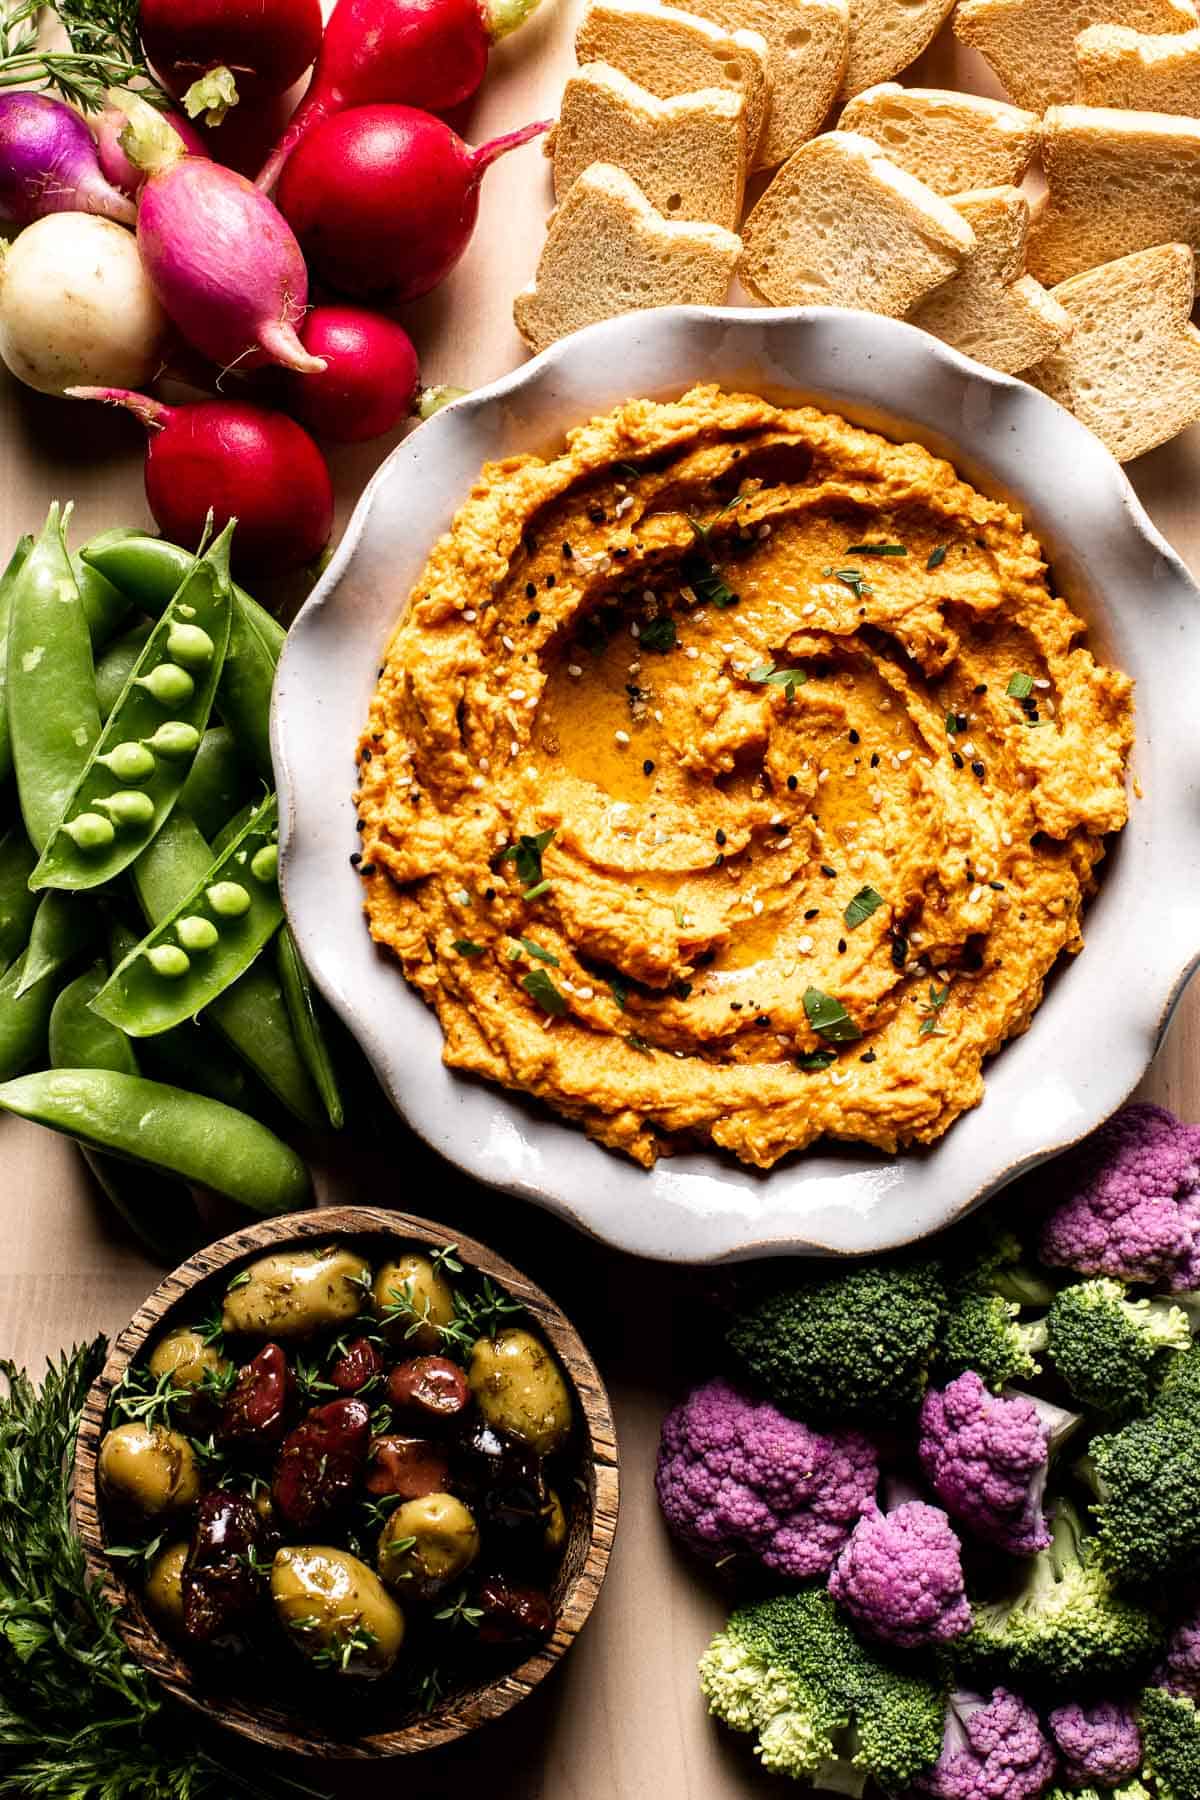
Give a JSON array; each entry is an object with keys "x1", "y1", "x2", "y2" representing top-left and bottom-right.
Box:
[
  {"x1": 954, "y1": 0, "x2": 1197, "y2": 114},
  {"x1": 1075, "y1": 22, "x2": 1200, "y2": 113},
  {"x1": 838, "y1": 85, "x2": 1040, "y2": 193},
  {"x1": 842, "y1": 0, "x2": 958, "y2": 99},
  {"x1": 681, "y1": 0, "x2": 849, "y2": 167}
]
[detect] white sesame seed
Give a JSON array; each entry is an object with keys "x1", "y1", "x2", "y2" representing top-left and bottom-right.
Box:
[
  {"x1": 471, "y1": 776, "x2": 485, "y2": 790},
  {"x1": 818, "y1": 769, "x2": 831, "y2": 784},
  {"x1": 455, "y1": 889, "x2": 470, "y2": 905},
  {"x1": 479, "y1": 757, "x2": 490, "y2": 773},
  {"x1": 654, "y1": 709, "x2": 663, "y2": 723},
  {"x1": 878, "y1": 699, "x2": 892, "y2": 712},
  {"x1": 937, "y1": 967, "x2": 950, "y2": 982},
  {"x1": 614, "y1": 495, "x2": 634, "y2": 517},
  {"x1": 576, "y1": 986, "x2": 594, "y2": 1000},
  {"x1": 694, "y1": 610, "x2": 707, "y2": 622},
  {"x1": 850, "y1": 852, "x2": 865, "y2": 872},
  {"x1": 802, "y1": 601, "x2": 816, "y2": 616},
  {"x1": 770, "y1": 812, "x2": 784, "y2": 825},
  {"x1": 629, "y1": 661, "x2": 641, "y2": 675},
  {"x1": 1001, "y1": 829, "x2": 1013, "y2": 847},
  {"x1": 753, "y1": 899, "x2": 764, "y2": 915},
  {"x1": 758, "y1": 522, "x2": 772, "y2": 539},
  {"x1": 685, "y1": 647, "x2": 700, "y2": 661},
  {"x1": 898, "y1": 749, "x2": 912, "y2": 763},
  {"x1": 798, "y1": 934, "x2": 814, "y2": 952},
  {"x1": 890, "y1": 754, "x2": 901, "y2": 771},
  {"x1": 870, "y1": 786, "x2": 883, "y2": 807},
  {"x1": 910, "y1": 930, "x2": 924, "y2": 947},
  {"x1": 502, "y1": 635, "x2": 514, "y2": 652},
  {"x1": 463, "y1": 609, "x2": 477, "y2": 622},
  {"x1": 396, "y1": 774, "x2": 411, "y2": 787},
  {"x1": 829, "y1": 1069, "x2": 849, "y2": 1086},
  {"x1": 568, "y1": 663, "x2": 583, "y2": 678},
  {"x1": 969, "y1": 884, "x2": 984, "y2": 904},
  {"x1": 614, "y1": 729, "x2": 630, "y2": 745},
  {"x1": 961, "y1": 740, "x2": 977, "y2": 757},
  {"x1": 510, "y1": 741, "x2": 519, "y2": 757},
  {"x1": 510, "y1": 688, "x2": 526, "y2": 702},
  {"x1": 525, "y1": 695, "x2": 537, "y2": 708},
  {"x1": 1034, "y1": 678, "x2": 1051, "y2": 689}
]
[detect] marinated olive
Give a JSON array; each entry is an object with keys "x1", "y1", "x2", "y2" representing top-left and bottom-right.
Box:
[
  {"x1": 386, "y1": 1355, "x2": 470, "y2": 1422},
  {"x1": 468, "y1": 1329, "x2": 573, "y2": 1456},
  {"x1": 543, "y1": 1488, "x2": 568, "y2": 1558},
  {"x1": 376, "y1": 1493, "x2": 479, "y2": 1600},
  {"x1": 453, "y1": 1420, "x2": 548, "y2": 1553},
  {"x1": 221, "y1": 1246, "x2": 371, "y2": 1340},
  {"x1": 271, "y1": 1546, "x2": 405, "y2": 1678},
  {"x1": 365, "y1": 1433, "x2": 450, "y2": 1502},
  {"x1": 330, "y1": 1335, "x2": 384, "y2": 1394},
  {"x1": 220, "y1": 1343, "x2": 295, "y2": 1449},
  {"x1": 475, "y1": 1572, "x2": 555, "y2": 1648},
  {"x1": 143, "y1": 1540, "x2": 188, "y2": 1634},
  {"x1": 98, "y1": 1421, "x2": 201, "y2": 1520},
  {"x1": 147, "y1": 1326, "x2": 230, "y2": 1394},
  {"x1": 273, "y1": 1398, "x2": 370, "y2": 1530},
  {"x1": 182, "y1": 1490, "x2": 262, "y2": 1647},
  {"x1": 372, "y1": 1252, "x2": 455, "y2": 1352}
]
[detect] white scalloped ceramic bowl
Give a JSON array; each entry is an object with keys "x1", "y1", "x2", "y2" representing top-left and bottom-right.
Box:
[{"x1": 273, "y1": 306, "x2": 1200, "y2": 1263}]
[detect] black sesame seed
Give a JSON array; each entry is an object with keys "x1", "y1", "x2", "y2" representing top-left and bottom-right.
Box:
[
  {"x1": 971, "y1": 761, "x2": 985, "y2": 779},
  {"x1": 804, "y1": 908, "x2": 819, "y2": 920},
  {"x1": 361, "y1": 747, "x2": 372, "y2": 762},
  {"x1": 715, "y1": 829, "x2": 727, "y2": 845},
  {"x1": 526, "y1": 609, "x2": 540, "y2": 625},
  {"x1": 545, "y1": 573, "x2": 556, "y2": 588},
  {"x1": 952, "y1": 751, "x2": 964, "y2": 770},
  {"x1": 730, "y1": 1001, "x2": 743, "y2": 1011},
  {"x1": 356, "y1": 819, "x2": 366, "y2": 833},
  {"x1": 613, "y1": 547, "x2": 629, "y2": 558},
  {"x1": 755, "y1": 1014, "x2": 771, "y2": 1028},
  {"x1": 588, "y1": 505, "x2": 607, "y2": 524},
  {"x1": 485, "y1": 887, "x2": 496, "y2": 901},
  {"x1": 525, "y1": 582, "x2": 537, "y2": 599},
  {"x1": 820, "y1": 864, "x2": 838, "y2": 878},
  {"x1": 989, "y1": 881, "x2": 1005, "y2": 891},
  {"x1": 562, "y1": 542, "x2": 574, "y2": 559},
  {"x1": 350, "y1": 852, "x2": 362, "y2": 868},
  {"x1": 376, "y1": 666, "x2": 385, "y2": 679},
  {"x1": 891, "y1": 936, "x2": 908, "y2": 970},
  {"x1": 787, "y1": 775, "x2": 798, "y2": 791},
  {"x1": 837, "y1": 938, "x2": 847, "y2": 954},
  {"x1": 714, "y1": 853, "x2": 725, "y2": 867},
  {"x1": 643, "y1": 759, "x2": 655, "y2": 775},
  {"x1": 772, "y1": 822, "x2": 788, "y2": 835},
  {"x1": 974, "y1": 683, "x2": 987, "y2": 695},
  {"x1": 870, "y1": 753, "x2": 880, "y2": 768},
  {"x1": 848, "y1": 729, "x2": 860, "y2": 744},
  {"x1": 955, "y1": 713, "x2": 968, "y2": 732},
  {"x1": 860, "y1": 1049, "x2": 877, "y2": 1063},
  {"x1": 359, "y1": 864, "x2": 376, "y2": 876}
]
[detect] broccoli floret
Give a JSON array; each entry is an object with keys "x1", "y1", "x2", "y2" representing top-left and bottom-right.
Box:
[
  {"x1": 1047, "y1": 1279, "x2": 1193, "y2": 1417},
  {"x1": 958, "y1": 1500, "x2": 1163, "y2": 1687},
  {"x1": 1084, "y1": 1403, "x2": 1200, "y2": 1586},
  {"x1": 1152, "y1": 1340, "x2": 1200, "y2": 1419},
  {"x1": 699, "y1": 1587, "x2": 946, "y2": 1790},
  {"x1": 1043, "y1": 1786, "x2": 1152, "y2": 1800},
  {"x1": 727, "y1": 1261, "x2": 946, "y2": 1423},
  {"x1": 1140, "y1": 1686, "x2": 1200, "y2": 1800}
]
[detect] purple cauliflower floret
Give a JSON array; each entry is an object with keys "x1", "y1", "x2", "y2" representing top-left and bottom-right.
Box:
[
  {"x1": 1048, "y1": 1701, "x2": 1142, "y2": 1788},
  {"x1": 829, "y1": 1498, "x2": 973, "y2": 1649},
  {"x1": 1040, "y1": 1103, "x2": 1200, "y2": 1292},
  {"x1": 920, "y1": 1689, "x2": 1056, "y2": 1800},
  {"x1": 654, "y1": 1377, "x2": 878, "y2": 1578},
  {"x1": 1160, "y1": 1602, "x2": 1200, "y2": 1700},
  {"x1": 918, "y1": 1372, "x2": 1078, "y2": 1556}
]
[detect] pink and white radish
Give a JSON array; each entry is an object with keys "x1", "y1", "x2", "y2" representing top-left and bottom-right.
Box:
[
  {"x1": 276, "y1": 105, "x2": 550, "y2": 302},
  {"x1": 140, "y1": 0, "x2": 323, "y2": 121},
  {"x1": 0, "y1": 213, "x2": 168, "y2": 397},
  {"x1": 93, "y1": 101, "x2": 207, "y2": 196},
  {"x1": 283, "y1": 305, "x2": 420, "y2": 443},
  {"x1": 65, "y1": 388, "x2": 334, "y2": 575},
  {"x1": 0, "y1": 93, "x2": 135, "y2": 227},
  {"x1": 121, "y1": 96, "x2": 325, "y2": 376},
  {"x1": 254, "y1": 0, "x2": 546, "y2": 191}
]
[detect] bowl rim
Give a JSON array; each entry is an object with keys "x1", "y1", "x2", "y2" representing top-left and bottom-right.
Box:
[
  {"x1": 73, "y1": 1205, "x2": 620, "y2": 1759},
  {"x1": 272, "y1": 303, "x2": 1200, "y2": 1262}
]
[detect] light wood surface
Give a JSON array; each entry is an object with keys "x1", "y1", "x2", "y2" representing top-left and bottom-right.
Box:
[{"x1": 2, "y1": 15, "x2": 1199, "y2": 1797}]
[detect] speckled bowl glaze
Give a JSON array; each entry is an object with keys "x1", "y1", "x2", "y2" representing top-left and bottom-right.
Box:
[{"x1": 272, "y1": 306, "x2": 1200, "y2": 1263}]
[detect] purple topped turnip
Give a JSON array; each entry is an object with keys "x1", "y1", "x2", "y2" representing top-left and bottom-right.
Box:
[{"x1": 0, "y1": 93, "x2": 135, "y2": 228}]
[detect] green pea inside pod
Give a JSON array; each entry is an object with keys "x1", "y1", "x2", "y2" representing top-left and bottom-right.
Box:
[
  {"x1": 96, "y1": 741, "x2": 156, "y2": 784},
  {"x1": 61, "y1": 812, "x2": 115, "y2": 852},
  {"x1": 137, "y1": 662, "x2": 196, "y2": 707},
  {"x1": 26, "y1": 522, "x2": 235, "y2": 895},
  {"x1": 166, "y1": 622, "x2": 216, "y2": 669},
  {"x1": 144, "y1": 720, "x2": 203, "y2": 761},
  {"x1": 250, "y1": 843, "x2": 279, "y2": 884},
  {"x1": 91, "y1": 792, "x2": 286, "y2": 1038}
]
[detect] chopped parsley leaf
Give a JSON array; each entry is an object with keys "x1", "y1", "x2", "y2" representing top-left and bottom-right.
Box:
[
  {"x1": 747, "y1": 660, "x2": 807, "y2": 701},
  {"x1": 796, "y1": 1048, "x2": 838, "y2": 1071},
  {"x1": 499, "y1": 827, "x2": 556, "y2": 898},
  {"x1": 823, "y1": 566, "x2": 873, "y2": 600},
  {"x1": 945, "y1": 711, "x2": 960, "y2": 737},
  {"x1": 521, "y1": 968, "x2": 566, "y2": 1015},
  {"x1": 452, "y1": 939, "x2": 485, "y2": 956},
  {"x1": 926, "y1": 545, "x2": 947, "y2": 570},
  {"x1": 802, "y1": 986, "x2": 863, "y2": 1044},
  {"x1": 625, "y1": 1032, "x2": 654, "y2": 1057},
  {"x1": 845, "y1": 542, "x2": 906, "y2": 557},
  {"x1": 673, "y1": 904, "x2": 687, "y2": 928},
  {"x1": 1006, "y1": 672, "x2": 1035, "y2": 698},
  {"x1": 843, "y1": 885, "x2": 884, "y2": 930},
  {"x1": 518, "y1": 936, "x2": 558, "y2": 966},
  {"x1": 918, "y1": 982, "x2": 950, "y2": 1038},
  {"x1": 607, "y1": 974, "x2": 629, "y2": 1011},
  {"x1": 640, "y1": 615, "x2": 677, "y2": 653}
]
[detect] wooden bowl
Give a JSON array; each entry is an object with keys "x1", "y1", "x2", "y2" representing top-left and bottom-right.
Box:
[{"x1": 74, "y1": 1205, "x2": 619, "y2": 1758}]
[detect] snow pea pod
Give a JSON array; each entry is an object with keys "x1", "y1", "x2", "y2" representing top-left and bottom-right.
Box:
[
  {"x1": 0, "y1": 827, "x2": 37, "y2": 975},
  {"x1": 95, "y1": 619, "x2": 153, "y2": 719},
  {"x1": 81, "y1": 532, "x2": 284, "y2": 781},
  {"x1": 131, "y1": 810, "x2": 322, "y2": 1125},
  {"x1": 0, "y1": 1069, "x2": 312, "y2": 1213},
  {"x1": 7, "y1": 504, "x2": 101, "y2": 852},
  {"x1": 71, "y1": 554, "x2": 133, "y2": 650},
  {"x1": 93, "y1": 793, "x2": 282, "y2": 1036},
  {"x1": 0, "y1": 945, "x2": 63, "y2": 1079},
  {"x1": 277, "y1": 926, "x2": 344, "y2": 1130},
  {"x1": 49, "y1": 962, "x2": 199, "y2": 1263},
  {"x1": 178, "y1": 726, "x2": 252, "y2": 843},
  {"x1": 13, "y1": 889, "x2": 97, "y2": 998},
  {"x1": 0, "y1": 536, "x2": 33, "y2": 790},
  {"x1": 29, "y1": 523, "x2": 235, "y2": 893}
]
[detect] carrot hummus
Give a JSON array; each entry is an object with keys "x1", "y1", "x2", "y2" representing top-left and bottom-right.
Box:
[{"x1": 355, "y1": 387, "x2": 1133, "y2": 1169}]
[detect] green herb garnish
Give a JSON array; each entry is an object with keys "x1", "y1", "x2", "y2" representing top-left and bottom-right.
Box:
[
  {"x1": 945, "y1": 712, "x2": 960, "y2": 737},
  {"x1": 843, "y1": 886, "x2": 884, "y2": 930},
  {"x1": 607, "y1": 973, "x2": 630, "y2": 1011},
  {"x1": 796, "y1": 1048, "x2": 838, "y2": 1071},
  {"x1": 0, "y1": 0, "x2": 171, "y2": 115},
  {"x1": 518, "y1": 936, "x2": 559, "y2": 966},
  {"x1": 845, "y1": 543, "x2": 907, "y2": 556},
  {"x1": 802, "y1": 987, "x2": 863, "y2": 1044},
  {"x1": 927, "y1": 545, "x2": 947, "y2": 570},
  {"x1": 640, "y1": 615, "x2": 677, "y2": 653},
  {"x1": 918, "y1": 982, "x2": 951, "y2": 1038},
  {"x1": 626, "y1": 1032, "x2": 654, "y2": 1057},
  {"x1": 747, "y1": 661, "x2": 807, "y2": 701},
  {"x1": 521, "y1": 968, "x2": 567, "y2": 1015},
  {"x1": 452, "y1": 938, "x2": 485, "y2": 957},
  {"x1": 499, "y1": 828, "x2": 556, "y2": 899},
  {"x1": 1007, "y1": 672, "x2": 1035, "y2": 698},
  {"x1": 823, "y1": 567, "x2": 873, "y2": 600},
  {"x1": 434, "y1": 1588, "x2": 484, "y2": 1631}
]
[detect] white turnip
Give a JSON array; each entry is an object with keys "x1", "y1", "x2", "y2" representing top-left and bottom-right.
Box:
[
  {"x1": 283, "y1": 306, "x2": 420, "y2": 443},
  {"x1": 0, "y1": 93, "x2": 135, "y2": 227},
  {"x1": 255, "y1": 0, "x2": 547, "y2": 190},
  {"x1": 66, "y1": 387, "x2": 334, "y2": 575},
  {"x1": 276, "y1": 105, "x2": 550, "y2": 302},
  {"x1": 0, "y1": 213, "x2": 168, "y2": 397},
  {"x1": 122, "y1": 97, "x2": 326, "y2": 376}
]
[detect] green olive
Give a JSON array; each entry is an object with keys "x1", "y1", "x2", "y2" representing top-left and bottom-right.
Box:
[
  {"x1": 145, "y1": 720, "x2": 201, "y2": 760},
  {"x1": 137, "y1": 664, "x2": 195, "y2": 707},
  {"x1": 143, "y1": 1540, "x2": 188, "y2": 1635},
  {"x1": 372, "y1": 1252, "x2": 456, "y2": 1351},
  {"x1": 543, "y1": 1487, "x2": 568, "y2": 1557},
  {"x1": 147, "y1": 1326, "x2": 230, "y2": 1395},
  {"x1": 176, "y1": 915, "x2": 219, "y2": 952},
  {"x1": 98, "y1": 1421, "x2": 201, "y2": 1520},
  {"x1": 272, "y1": 1546, "x2": 405, "y2": 1677},
  {"x1": 62, "y1": 812, "x2": 115, "y2": 851},
  {"x1": 221, "y1": 1245, "x2": 372, "y2": 1339},
  {"x1": 377, "y1": 1493, "x2": 479, "y2": 1600},
  {"x1": 468, "y1": 1327, "x2": 573, "y2": 1455},
  {"x1": 206, "y1": 880, "x2": 250, "y2": 918}
]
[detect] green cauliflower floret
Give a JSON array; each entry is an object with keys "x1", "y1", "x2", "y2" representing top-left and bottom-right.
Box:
[
  {"x1": 1140, "y1": 1686, "x2": 1200, "y2": 1800},
  {"x1": 1152, "y1": 1339, "x2": 1200, "y2": 1418},
  {"x1": 1047, "y1": 1278, "x2": 1193, "y2": 1416},
  {"x1": 700, "y1": 1588, "x2": 945, "y2": 1791},
  {"x1": 957, "y1": 1500, "x2": 1163, "y2": 1688},
  {"x1": 728, "y1": 1261, "x2": 946, "y2": 1423},
  {"x1": 1083, "y1": 1399, "x2": 1200, "y2": 1586},
  {"x1": 936, "y1": 1222, "x2": 1054, "y2": 1391}
]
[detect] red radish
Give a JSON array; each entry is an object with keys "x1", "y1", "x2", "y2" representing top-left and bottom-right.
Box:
[
  {"x1": 254, "y1": 0, "x2": 546, "y2": 191},
  {"x1": 0, "y1": 93, "x2": 135, "y2": 227},
  {"x1": 122, "y1": 96, "x2": 325, "y2": 376},
  {"x1": 140, "y1": 0, "x2": 323, "y2": 117},
  {"x1": 283, "y1": 306, "x2": 421, "y2": 443},
  {"x1": 93, "y1": 102, "x2": 207, "y2": 196},
  {"x1": 276, "y1": 106, "x2": 550, "y2": 302},
  {"x1": 65, "y1": 388, "x2": 334, "y2": 575}
]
